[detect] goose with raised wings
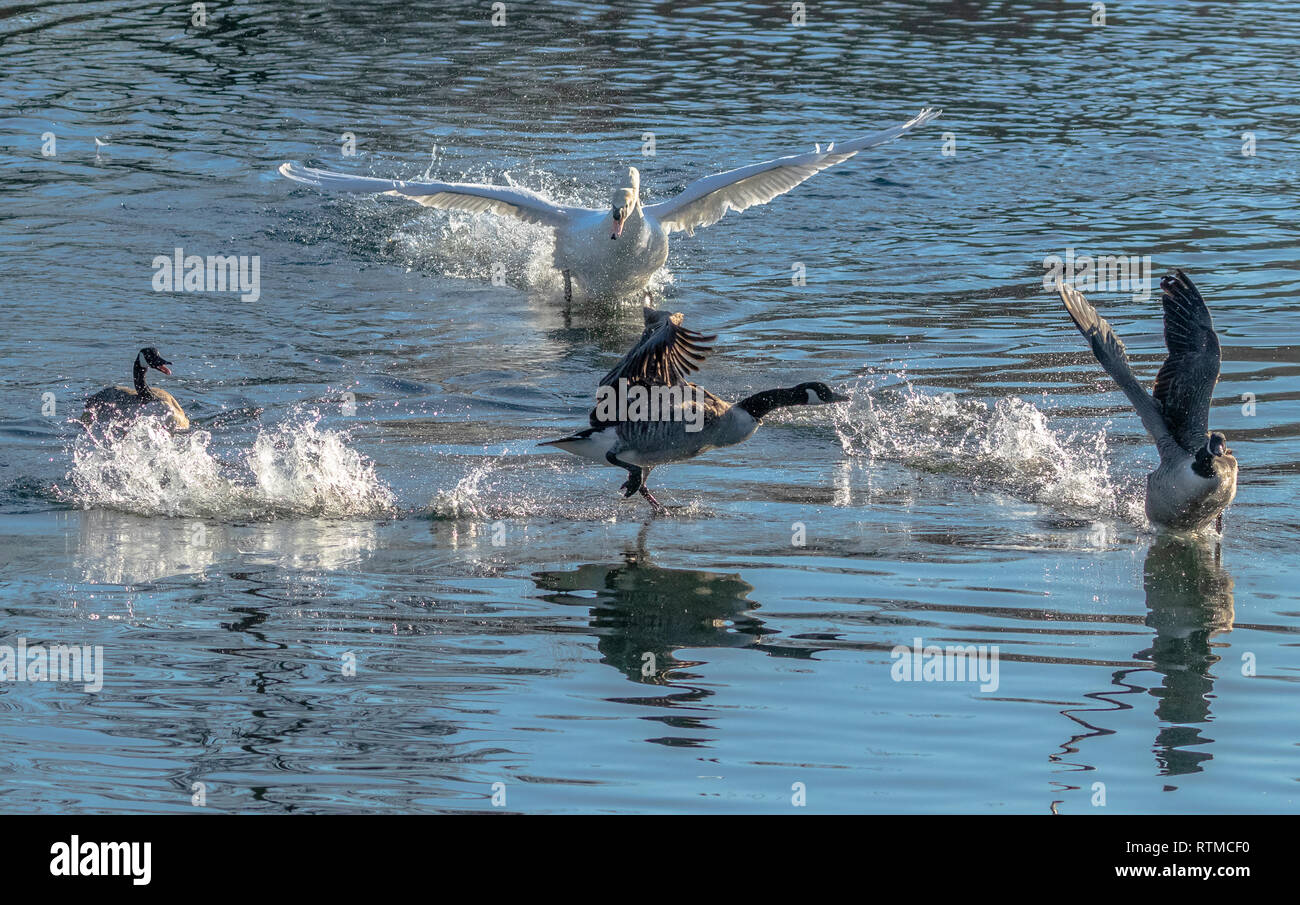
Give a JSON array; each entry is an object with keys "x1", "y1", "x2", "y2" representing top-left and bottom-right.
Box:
[
  {"x1": 540, "y1": 301, "x2": 847, "y2": 511},
  {"x1": 1057, "y1": 271, "x2": 1237, "y2": 532}
]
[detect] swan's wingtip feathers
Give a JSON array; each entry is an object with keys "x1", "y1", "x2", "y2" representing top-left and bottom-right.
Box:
[
  {"x1": 914, "y1": 106, "x2": 942, "y2": 123},
  {"x1": 279, "y1": 161, "x2": 315, "y2": 184}
]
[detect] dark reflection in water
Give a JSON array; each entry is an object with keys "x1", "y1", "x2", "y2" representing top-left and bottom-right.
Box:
[
  {"x1": 532, "y1": 546, "x2": 769, "y2": 687},
  {"x1": 1052, "y1": 535, "x2": 1236, "y2": 803},
  {"x1": 1140, "y1": 536, "x2": 1235, "y2": 777}
]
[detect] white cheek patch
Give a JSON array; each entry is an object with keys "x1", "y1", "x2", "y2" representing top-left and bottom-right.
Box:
[{"x1": 806, "y1": 388, "x2": 819, "y2": 404}]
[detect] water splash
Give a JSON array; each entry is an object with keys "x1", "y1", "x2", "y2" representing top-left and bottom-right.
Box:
[
  {"x1": 366, "y1": 165, "x2": 674, "y2": 298},
  {"x1": 830, "y1": 375, "x2": 1147, "y2": 524},
  {"x1": 428, "y1": 449, "x2": 706, "y2": 521},
  {"x1": 429, "y1": 455, "x2": 519, "y2": 520},
  {"x1": 393, "y1": 208, "x2": 567, "y2": 294},
  {"x1": 429, "y1": 452, "x2": 614, "y2": 521},
  {"x1": 60, "y1": 414, "x2": 396, "y2": 519}
]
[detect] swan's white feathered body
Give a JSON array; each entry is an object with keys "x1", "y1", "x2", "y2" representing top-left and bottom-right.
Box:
[
  {"x1": 553, "y1": 199, "x2": 670, "y2": 298},
  {"x1": 279, "y1": 107, "x2": 939, "y2": 301}
]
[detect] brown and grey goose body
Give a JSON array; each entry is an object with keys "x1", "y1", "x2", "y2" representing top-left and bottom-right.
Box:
[
  {"x1": 540, "y1": 300, "x2": 847, "y2": 511},
  {"x1": 82, "y1": 347, "x2": 189, "y2": 431},
  {"x1": 1057, "y1": 271, "x2": 1237, "y2": 532}
]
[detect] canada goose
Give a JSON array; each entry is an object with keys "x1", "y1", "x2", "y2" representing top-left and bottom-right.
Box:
[
  {"x1": 539, "y1": 302, "x2": 848, "y2": 510},
  {"x1": 279, "y1": 107, "x2": 939, "y2": 302},
  {"x1": 1057, "y1": 271, "x2": 1237, "y2": 532},
  {"x1": 82, "y1": 347, "x2": 189, "y2": 431}
]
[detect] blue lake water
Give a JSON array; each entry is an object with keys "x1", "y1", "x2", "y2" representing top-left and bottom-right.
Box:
[{"x1": 0, "y1": 0, "x2": 1296, "y2": 813}]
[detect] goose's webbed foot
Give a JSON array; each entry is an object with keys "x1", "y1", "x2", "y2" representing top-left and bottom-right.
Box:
[
  {"x1": 619, "y1": 469, "x2": 643, "y2": 498},
  {"x1": 607, "y1": 451, "x2": 644, "y2": 499},
  {"x1": 608, "y1": 452, "x2": 660, "y2": 510},
  {"x1": 640, "y1": 485, "x2": 666, "y2": 513}
]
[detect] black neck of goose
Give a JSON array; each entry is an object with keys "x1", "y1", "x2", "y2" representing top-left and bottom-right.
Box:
[
  {"x1": 1192, "y1": 446, "x2": 1215, "y2": 478},
  {"x1": 738, "y1": 386, "x2": 805, "y2": 421},
  {"x1": 133, "y1": 355, "x2": 152, "y2": 399}
]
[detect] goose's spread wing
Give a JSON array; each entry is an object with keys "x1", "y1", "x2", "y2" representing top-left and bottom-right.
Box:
[
  {"x1": 1153, "y1": 270, "x2": 1221, "y2": 453},
  {"x1": 600, "y1": 307, "x2": 717, "y2": 388},
  {"x1": 1057, "y1": 280, "x2": 1174, "y2": 448},
  {"x1": 644, "y1": 107, "x2": 940, "y2": 236},
  {"x1": 279, "y1": 162, "x2": 575, "y2": 227},
  {"x1": 590, "y1": 307, "x2": 717, "y2": 428}
]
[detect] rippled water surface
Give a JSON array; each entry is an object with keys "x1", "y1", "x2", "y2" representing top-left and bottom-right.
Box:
[{"x1": 1, "y1": 1, "x2": 1297, "y2": 813}]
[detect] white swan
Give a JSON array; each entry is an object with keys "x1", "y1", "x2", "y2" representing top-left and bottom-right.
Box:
[{"x1": 279, "y1": 107, "x2": 939, "y2": 302}]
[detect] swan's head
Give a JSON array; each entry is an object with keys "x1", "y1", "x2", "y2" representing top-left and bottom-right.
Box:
[
  {"x1": 138, "y1": 347, "x2": 172, "y2": 376},
  {"x1": 610, "y1": 167, "x2": 640, "y2": 240},
  {"x1": 796, "y1": 382, "x2": 850, "y2": 405}
]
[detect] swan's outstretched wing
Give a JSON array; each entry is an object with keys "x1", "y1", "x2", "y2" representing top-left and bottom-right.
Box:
[
  {"x1": 278, "y1": 162, "x2": 577, "y2": 227},
  {"x1": 1153, "y1": 270, "x2": 1221, "y2": 453},
  {"x1": 600, "y1": 306, "x2": 717, "y2": 389},
  {"x1": 644, "y1": 107, "x2": 940, "y2": 236},
  {"x1": 1057, "y1": 279, "x2": 1175, "y2": 449}
]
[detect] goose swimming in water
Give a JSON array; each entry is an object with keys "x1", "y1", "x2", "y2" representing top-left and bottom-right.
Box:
[
  {"x1": 1057, "y1": 271, "x2": 1237, "y2": 532},
  {"x1": 82, "y1": 347, "x2": 189, "y2": 431},
  {"x1": 540, "y1": 301, "x2": 847, "y2": 511},
  {"x1": 279, "y1": 107, "x2": 939, "y2": 303}
]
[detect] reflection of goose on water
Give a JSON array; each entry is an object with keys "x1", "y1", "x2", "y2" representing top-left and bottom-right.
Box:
[
  {"x1": 539, "y1": 302, "x2": 847, "y2": 511},
  {"x1": 279, "y1": 108, "x2": 939, "y2": 302},
  {"x1": 1057, "y1": 271, "x2": 1237, "y2": 532},
  {"x1": 533, "y1": 554, "x2": 765, "y2": 684},
  {"x1": 1139, "y1": 535, "x2": 1235, "y2": 777},
  {"x1": 1049, "y1": 536, "x2": 1236, "y2": 800}
]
